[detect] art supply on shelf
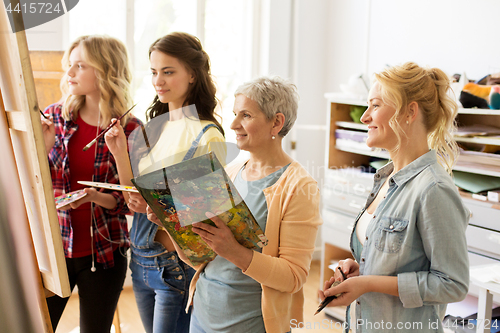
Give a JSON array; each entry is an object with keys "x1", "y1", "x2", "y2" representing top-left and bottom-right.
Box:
[
  {"x1": 488, "y1": 190, "x2": 500, "y2": 203},
  {"x1": 453, "y1": 170, "x2": 500, "y2": 193}
]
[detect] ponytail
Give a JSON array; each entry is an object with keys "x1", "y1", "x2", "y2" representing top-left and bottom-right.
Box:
[
  {"x1": 426, "y1": 67, "x2": 459, "y2": 174},
  {"x1": 375, "y1": 62, "x2": 458, "y2": 174}
]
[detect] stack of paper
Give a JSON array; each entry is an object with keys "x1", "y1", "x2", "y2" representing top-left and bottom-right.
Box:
[
  {"x1": 458, "y1": 150, "x2": 500, "y2": 167},
  {"x1": 454, "y1": 125, "x2": 500, "y2": 137},
  {"x1": 470, "y1": 264, "x2": 500, "y2": 284}
]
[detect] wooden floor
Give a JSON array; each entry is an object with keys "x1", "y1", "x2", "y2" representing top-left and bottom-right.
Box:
[{"x1": 55, "y1": 260, "x2": 343, "y2": 333}]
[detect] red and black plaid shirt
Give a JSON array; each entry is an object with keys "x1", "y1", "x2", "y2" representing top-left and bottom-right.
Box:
[{"x1": 45, "y1": 103, "x2": 143, "y2": 269}]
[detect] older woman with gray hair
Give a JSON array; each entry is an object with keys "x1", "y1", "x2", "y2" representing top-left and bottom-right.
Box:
[
  {"x1": 187, "y1": 76, "x2": 322, "y2": 332},
  {"x1": 148, "y1": 76, "x2": 322, "y2": 332}
]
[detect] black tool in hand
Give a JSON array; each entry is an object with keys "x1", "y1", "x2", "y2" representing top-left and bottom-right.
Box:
[
  {"x1": 39, "y1": 109, "x2": 49, "y2": 119},
  {"x1": 315, "y1": 266, "x2": 348, "y2": 315},
  {"x1": 82, "y1": 104, "x2": 136, "y2": 151}
]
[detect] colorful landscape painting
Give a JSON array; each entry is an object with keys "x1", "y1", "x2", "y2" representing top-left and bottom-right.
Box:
[{"x1": 132, "y1": 152, "x2": 268, "y2": 266}]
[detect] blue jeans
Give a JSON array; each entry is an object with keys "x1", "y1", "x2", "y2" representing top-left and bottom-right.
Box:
[{"x1": 130, "y1": 251, "x2": 195, "y2": 333}]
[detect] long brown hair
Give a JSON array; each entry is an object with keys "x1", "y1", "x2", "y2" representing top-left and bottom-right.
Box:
[
  {"x1": 129, "y1": 32, "x2": 224, "y2": 168},
  {"x1": 146, "y1": 32, "x2": 223, "y2": 134}
]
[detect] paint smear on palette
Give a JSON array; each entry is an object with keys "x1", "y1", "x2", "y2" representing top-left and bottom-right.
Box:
[
  {"x1": 55, "y1": 190, "x2": 87, "y2": 209},
  {"x1": 77, "y1": 181, "x2": 139, "y2": 193},
  {"x1": 131, "y1": 151, "x2": 268, "y2": 266}
]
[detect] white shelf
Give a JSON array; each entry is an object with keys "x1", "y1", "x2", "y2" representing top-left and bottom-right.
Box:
[
  {"x1": 336, "y1": 121, "x2": 368, "y2": 131},
  {"x1": 324, "y1": 93, "x2": 367, "y2": 107},
  {"x1": 337, "y1": 122, "x2": 500, "y2": 147},
  {"x1": 336, "y1": 122, "x2": 500, "y2": 147},
  {"x1": 336, "y1": 121, "x2": 500, "y2": 146},
  {"x1": 459, "y1": 191, "x2": 500, "y2": 209},
  {"x1": 455, "y1": 136, "x2": 500, "y2": 146},
  {"x1": 335, "y1": 148, "x2": 500, "y2": 177},
  {"x1": 335, "y1": 147, "x2": 500, "y2": 177},
  {"x1": 458, "y1": 108, "x2": 500, "y2": 115},
  {"x1": 453, "y1": 161, "x2": 500, "y2": 178},
  {"x1": 324, "y1": 97, "x2": 500, "y2": 115},
  {"x1": 335, "y1": 145, "x2": 390, "y2": 159}
]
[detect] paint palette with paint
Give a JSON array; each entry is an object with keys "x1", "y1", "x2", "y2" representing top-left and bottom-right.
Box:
[
  {"x1": 55, "y1": 189, "x2": 87, "y2": 209},
  {"x1": 77, "y1": 181, "x2": 139, "y2": 193}
]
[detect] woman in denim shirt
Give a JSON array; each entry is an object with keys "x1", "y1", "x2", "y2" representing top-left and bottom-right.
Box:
[{"x1": 320, "y1": 62, "x2": 469, "y2": 332}]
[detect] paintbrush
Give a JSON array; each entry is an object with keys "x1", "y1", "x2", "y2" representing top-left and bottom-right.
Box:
[
  {"x1": 39, "y1": 109, "x2": 48, "y2": 119},
  {"x1": 314, "y1": 266, "x2": 348, "y2": 315},
  {"x1": 82, "y1": 104, "x2": 136, "y2": 151}
]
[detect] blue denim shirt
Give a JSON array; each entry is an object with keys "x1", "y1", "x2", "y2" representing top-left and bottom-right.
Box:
[{"x1": 350, "y1": 150, "x2": 469, "y2": 333}]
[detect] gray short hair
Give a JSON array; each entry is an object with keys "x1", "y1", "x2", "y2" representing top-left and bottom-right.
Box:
[{"x1": 234, "y1": 76, "x2": 298, "y2": 137}]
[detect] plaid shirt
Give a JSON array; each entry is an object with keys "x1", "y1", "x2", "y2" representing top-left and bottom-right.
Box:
[{"x1": 45, "y1": 103, "x2": 143, "y2": 269}]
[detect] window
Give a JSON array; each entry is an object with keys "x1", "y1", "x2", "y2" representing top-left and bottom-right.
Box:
[
  {"x1": 67, "y1": 0, "x2": 127, "y2": 42},
  {"x1": 204, "y1": 0, "x2": 252, "y2": 143},
  {"x1": 66, "y1": 0, "x2": 252, "y2": 136},
  {"x1": 131, "y1": 0, "x2": 197, "y2": 123}
]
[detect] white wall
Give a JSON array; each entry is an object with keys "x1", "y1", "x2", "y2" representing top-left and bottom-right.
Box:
[
  {"x1": 258, "y1": 0, "x2": 329, "y2": 178},
  {"x1": 257, "y1": 0, "x2": 329, "y2": 259},
  {"x1": 291, "y1": 0, "x2": 329, "y2": 259},
  {"x1": 289, "y1": 0, "x2": 329, "y2": 180},
  {"x1": 25, "y1": 14, "x2": 66, "y2": 50},
  {"x1": 257, "y1": 0, "x2": 293, "y2": 78},
  {"x1": 326, "y1": 0, "x2": 500, "y2": 93},
  {"x1": 325, "y1": 0, "x2": 370, "y2": 94}
]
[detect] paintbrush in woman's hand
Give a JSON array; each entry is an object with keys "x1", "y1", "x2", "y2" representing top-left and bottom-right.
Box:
[
  {"x1": 315, "y1": 266, "x2": 348, "y2": 315},
  {"x1": 39, "y1": 109, "x2": 49, "y2": 119},
  {"x1": 82, "y1": 104, "x2": 136, "y2": 151}
]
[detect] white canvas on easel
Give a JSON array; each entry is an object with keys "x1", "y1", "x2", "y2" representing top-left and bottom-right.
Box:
[{"x1": 0, "y1": 1, "x2": 70, "y2": 300}]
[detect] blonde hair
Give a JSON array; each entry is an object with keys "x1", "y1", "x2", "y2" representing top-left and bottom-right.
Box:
[
  {"x1": 374, "y1": 62, "x2": 458, "y2": 174},
  {"x1": 60, "y1": 35, "x2": 133, "y2": 128}
]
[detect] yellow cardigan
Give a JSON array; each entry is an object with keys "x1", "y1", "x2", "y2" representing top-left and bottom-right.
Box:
[{"x1": 187, "y1": 160, "x2": 322, "y2": 332}]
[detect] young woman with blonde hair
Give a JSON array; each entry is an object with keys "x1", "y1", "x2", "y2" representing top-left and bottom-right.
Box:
[
  {"x1": 320, "y1": 62, "x2": 469, "y2": 333},
  {"x1": 41, "y1": 35, "x2": 142, "y2": 333}
]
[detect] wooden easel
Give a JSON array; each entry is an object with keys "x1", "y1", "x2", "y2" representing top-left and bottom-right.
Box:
[
  {"x1": 1, "y1": 3, "x2": 126, "y2": 332},
  {"x1": 0, "y1": 87, "x2": 52, "y2": 333},
  {"x1": 0, "y1": 1, "x2": 71, "y2": 332}
]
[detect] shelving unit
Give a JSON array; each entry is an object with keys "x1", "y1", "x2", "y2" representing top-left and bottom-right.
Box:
[
  {"x1": 335, "y1": 146, "x2": 389, "y2": 160},
  {"x1": 458, "y1": 109, "x2": 500, "y2": 116},
  {"x1": 320, "y1": 94, "x2": 500, "y2": 321},
  {"x1": 455, "y1": 136, "x2": 500, "y2": 146}
]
